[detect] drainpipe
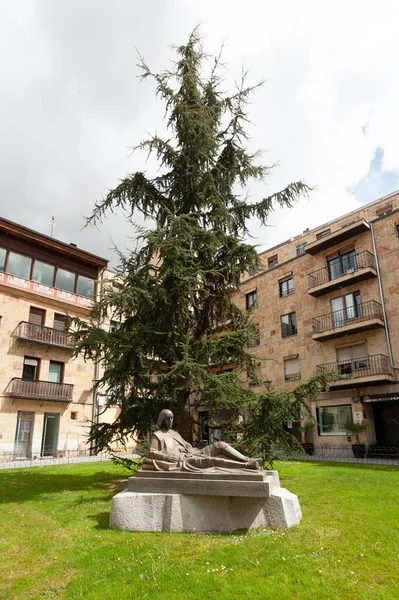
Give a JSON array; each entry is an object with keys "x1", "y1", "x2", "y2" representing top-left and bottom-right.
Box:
[
  {"x1": 370, "y1": 221, "x2": 399, "y2": 371},
  {"x1": 91, "y1": 266, "x2": 107, "y2": 454}
]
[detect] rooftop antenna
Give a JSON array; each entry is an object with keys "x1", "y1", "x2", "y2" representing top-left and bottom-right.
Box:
[{"x1": 50, "y1": 216, "x2": 55, "y2": 238}]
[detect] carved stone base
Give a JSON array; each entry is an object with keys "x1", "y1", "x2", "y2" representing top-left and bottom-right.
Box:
[{"x1": 109, "y1": 471, "x2": 302, "y2": 532}]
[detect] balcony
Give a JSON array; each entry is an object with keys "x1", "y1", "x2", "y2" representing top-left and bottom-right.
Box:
[
  {"x1": 308, "y1": 251, "x2": 377, "y2": 297},
  {"x1": 9, "y1": 378, "x2": 74, "y2": 402},
  {"x1": 305, "y1": 219, "x2": 370, "y2": 255},
  {"x1": 316, "y1": 354, "x2": 394, "y2": 388},
  {"x1": 17, "y1": 322, "x2": 72, "y2": 349},
  {"x1": 312, "y1": 300, "x2": 384, "y2": 341}
]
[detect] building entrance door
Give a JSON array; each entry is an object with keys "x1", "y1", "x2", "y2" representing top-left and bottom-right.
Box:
[
  {"x1": 372, "y1": 402, "x2": 399, "y2": 446},
  {"x1": 41, "y1": 413, "x2": 60, "y2": 457},
  {"x1": 14, "y1": 411, "x2": 34, "y2": 458}
]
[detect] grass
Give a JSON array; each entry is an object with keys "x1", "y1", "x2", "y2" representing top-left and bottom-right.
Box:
[{"x1": 0, "y1": 461, "x2": 398, "y2": 600}]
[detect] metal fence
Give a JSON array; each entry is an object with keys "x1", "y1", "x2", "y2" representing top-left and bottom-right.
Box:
[
  {"x1": 0, "y1": 448, "x2": 139, "y2": 469},
  {"x1": 1, "y1": 446, "x2": 398, "y2": 470},
  {"x1": 277, "y1": 445, "x2": 399, "y2": 466}
]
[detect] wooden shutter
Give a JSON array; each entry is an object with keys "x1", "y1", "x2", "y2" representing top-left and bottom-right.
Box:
[
  {"x1": 53, "y1": 314, "x2": 67, "y2": 331},
  {"x1": 28, "y1": 307, "x2": 45, "y2": 326}
]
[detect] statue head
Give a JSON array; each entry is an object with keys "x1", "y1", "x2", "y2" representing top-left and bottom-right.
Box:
[{"x1": 156, "y1": 409, "x2": 174, "y2": 431}]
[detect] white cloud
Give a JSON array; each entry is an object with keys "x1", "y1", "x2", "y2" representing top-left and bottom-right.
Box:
[{"x1": 0, "y1": 0, "x2": 398, "y2": 262}]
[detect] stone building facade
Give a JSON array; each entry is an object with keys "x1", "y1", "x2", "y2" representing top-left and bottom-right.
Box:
[
  {"x1": 237, "y1": 191, "x2": 399, "y2": 450},
  {"x1": 0, "y1": 217, "x2": 108, "y2": 458}
]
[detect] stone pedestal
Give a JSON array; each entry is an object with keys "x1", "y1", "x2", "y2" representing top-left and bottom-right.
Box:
[{"x1": 109, "y1": 470, "x2": 302, "y2": 533}]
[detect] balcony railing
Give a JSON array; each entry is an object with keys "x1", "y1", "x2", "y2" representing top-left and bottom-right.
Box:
[
  {"x1": 308, "y1": 251, "x2": 376, "y2": 290},
  {"x1": 284, "y1": 373, "x2": 301, "y2": 381},
  {"x1": 312, "y1": 300, "x2": 383, "y2": 334},
  {"x1": 17, "y1": 322, "x2": 72, "y2": 348},
  {"x1": 316, "y1": 354, "x2": 392, "y2": 382},
  {"x1": 9, "y1": 378, "x2": 74, "y2": 402}
]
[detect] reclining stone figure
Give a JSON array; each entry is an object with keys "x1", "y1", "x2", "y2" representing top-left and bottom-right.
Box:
[{"x1": 142, "y1": 409, "x2": 261, "y2": 473}]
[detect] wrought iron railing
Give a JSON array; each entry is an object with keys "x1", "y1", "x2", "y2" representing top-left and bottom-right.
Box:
[
  {"x1": 312, "y1": 300, "x2": 383, "y2": 334},
  {"x1": 17, "y1": 322, "x2": 72, "y2": 348},
  {"x1": 316, "y1": 354, "x2": 392, "y2": 380},
  {"x1": 308, "y1": 251, "x2": 376, "y2": 289},
  {"x1": 285, "y1": 373, "x2": 301, "y2": 381},
  {"x1": 10, "y1": 378, "x2": 74, "y2": 401}
]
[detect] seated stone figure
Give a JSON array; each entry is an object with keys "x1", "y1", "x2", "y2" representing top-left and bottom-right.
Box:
[{"x1": 142, "y1": 409, "x2": 261, "y2": 472}]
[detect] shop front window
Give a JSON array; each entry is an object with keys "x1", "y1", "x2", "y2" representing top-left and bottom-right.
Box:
[{"x1": 317, "y1": 405, "x2": 352, "y2": 435}]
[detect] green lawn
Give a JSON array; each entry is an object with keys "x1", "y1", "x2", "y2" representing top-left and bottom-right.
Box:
[{"x1": 0, "y1": 461, "x2": 398, "y2": 600}]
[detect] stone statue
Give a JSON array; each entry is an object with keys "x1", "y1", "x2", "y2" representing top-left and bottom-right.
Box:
[{"x1": 142, "y1": 409, "x2": 261, "y2": 473}]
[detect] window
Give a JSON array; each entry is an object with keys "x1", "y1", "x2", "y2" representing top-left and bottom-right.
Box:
[
  {"x1": 296, "y1": 243, "x2": 306, "y2": 256},
  {"x1": 281, "y1": 312, "x2": 297, "y2": 337},
  {"x1": 0, "y1": 247, "x2": 6, "y2": 272},
  {"x1": 70, "y1": 411, "x2": 78, "y2": 420},
  {"x1": 317, "y1": 405, "x2": 352, "y2": 435},
  {"x1": 32, "y1": 260, "x2": 55, "y2": 286},
  {"x1": 247, "y1": 324, "x2": 260, "y2": 347},
  {"x1": 14, "y1": 411, "x2": 34, "y2": 458},
  {"x1": 77, "y1": 275, "x2": 95, "y2": 299},
  {"x1": 279, "y1": 277, "x2": 294, "y2": 298},
  {"x1": 331, "y1": 292, "x2": 362, "y2": 328},
  {"x1": 284, "y1": 357, "x2": 300, "y2": 381},
  {"x1": 53, "y1": 313, "x2": 68, "y2": 331},
  {"x1": 109, "y1": 320, "x2": 121, "y2": 332},
  {"x1": 268, "y1": 255, "x2": 278, "y2": 268},
  {"x1": 22, "y1": 357, "x2": 40, "y2": 380},
  {"x1": 29, "y1": 307, "x2": 45, "y2": 326},
  {"x1": 245, "y1": 290, "x2": 258, "y2": 310},
  {"x1": 7, "y1": 251, "x2": 31, "y2": 279},
  {"x1": 55, "y1": 268, "x2": 76, "y2": 293},
  {"x1": 327, "y1": 249, "x2": 357, "y2": 281},
  {"x1": 336, "y1": 343, "x2": 369, "y2": 376},
  {"x1": 48, "y1": 361, "x2": 64, "y2": 384},
  {"x1": 316, "y1": 229, "x2": 331, "y2": 240}
]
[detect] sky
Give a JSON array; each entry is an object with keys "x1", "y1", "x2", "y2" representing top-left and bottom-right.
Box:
[{"x1": 0, "y1": 0, "x2": 399, "y2": 267}]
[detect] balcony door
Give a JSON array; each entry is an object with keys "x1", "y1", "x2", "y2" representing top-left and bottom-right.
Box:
[
  {"x1": 331, "y1": 292, "x2": 362, "y2": 328},
  {"x1": 337, "y1": 343, "x2": 369, "y2": 376},
  {"x1": 328, "y1": 250, "x2": 357, "y2": 281},
  {"x1": 14, "y1": 411, "x2": 34, "y2": 458},
  {"x1": 41, "y1": 413, "x2": 60, "y2": 457}
]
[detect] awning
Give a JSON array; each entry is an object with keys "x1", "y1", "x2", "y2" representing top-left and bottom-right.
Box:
[{"x1": 362, "y1": 393, "x2": 399, "y2": 403}]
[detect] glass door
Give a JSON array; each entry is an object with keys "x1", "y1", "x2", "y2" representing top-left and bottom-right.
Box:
[
  {"x1": 41, "y1": 413, "x2": 60, "y2": 457},
  {"x1": 331, "y1": 297, "x2": 345, "y2": 328},
  {"x1": 331, "y1": 293, "x2": 361, "y2": 328},
  {"x1": 14, "y1": 411, "x2": 34, "y2": 458},
  {"x1": 328, "y1": 250, "x2": 357, "y2": 280}
]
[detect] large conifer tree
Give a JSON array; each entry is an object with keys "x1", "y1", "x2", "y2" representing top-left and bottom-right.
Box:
[{"x1": 73, "y1": 31, "x2": 327, "y2": 457}]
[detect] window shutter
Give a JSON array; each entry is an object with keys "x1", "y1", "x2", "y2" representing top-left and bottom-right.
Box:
[
  {"x1": 53, "y1": 314, "x2": 67, "y2": 331},
  {"x1": 285, "y1": 358, "x2": 300, "y2": 375},
  {"x1": 28, "y1": 307, "x2": 45, "y2": 326},
  {"x1": 352, "y1": 343, "x2": 367, "y2": 359},
  {"x1": 337, "y1": 347, "x2": 352, "y2": 362}
]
